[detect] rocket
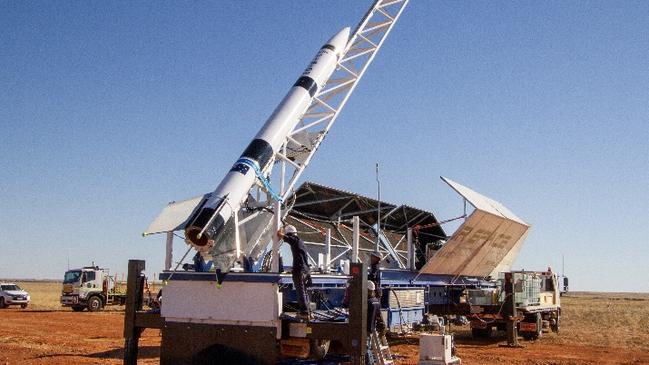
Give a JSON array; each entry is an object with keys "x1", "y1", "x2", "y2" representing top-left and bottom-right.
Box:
[{"x1": 184, "y1": 27, "x2": 351, "y2": 273}]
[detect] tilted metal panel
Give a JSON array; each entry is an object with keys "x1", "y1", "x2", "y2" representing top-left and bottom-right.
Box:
[
  {"x1": 441, "y1": 176, "x2": 528, "y2": 226},
  {"x1": 488, "y1": 228, "x2": 530, "y2": 278},
  {"x1": 419, "y1": 209, "x2": 530, "y2": 277}
]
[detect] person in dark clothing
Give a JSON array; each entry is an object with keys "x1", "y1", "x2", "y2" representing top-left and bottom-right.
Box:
[
  {"x1": 368, "y1": 251, "x2": 387, "y2": 336},
  {"x1": 366, "y1": 280, "x2": 382, "y2": 365},
  {"x1": 367, "y1": 280, "x2": 381, "y2": 334},
  {"x1": 368, "y1": 251, "x2": 382, "y2": 298},
  {"x1": 278, "y1": 224, "x2": 311, "y2": 319}
]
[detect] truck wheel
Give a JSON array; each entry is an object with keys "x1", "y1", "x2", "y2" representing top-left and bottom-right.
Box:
[
  {"x1": 87, "y1": 296, "x2": 103, "y2": 312},
  {"x1": 20, "y1": 303, "x2": 28, "y2": 309},
  {"x1": 551, "y1": 315, "x2": 561, "y2": 333},
  {"x1": 72, "y1": 306, "x2": 85, "y2": 312},
  {"x1": 310, "y1": 339, "x2": 330, "y2": 359},
  {"x1": 0, "y1": 297, "x2": 6, "y2": 309}
]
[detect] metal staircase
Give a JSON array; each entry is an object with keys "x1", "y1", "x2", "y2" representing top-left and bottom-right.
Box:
[{"x1": 369, "y1": 329, "x2": 395, "y2": 365}]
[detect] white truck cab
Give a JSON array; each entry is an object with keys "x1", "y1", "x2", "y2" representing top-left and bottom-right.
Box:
[{"x1": 61, "y1": 265, "x2": 124, "y2": 311}]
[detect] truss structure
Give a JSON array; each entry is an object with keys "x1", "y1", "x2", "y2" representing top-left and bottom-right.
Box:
[
  {"x1": 143, "y1": 1, "x2": 412, "y2": 273},
  {"x1": 283, "y1": 181, "x2": 447, "y2": 270},
  {"x1": 237, "y1": 0, "x2": 411, "y2": 264}
]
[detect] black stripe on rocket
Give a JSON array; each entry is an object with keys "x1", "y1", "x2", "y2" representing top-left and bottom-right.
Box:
[
  {"x1": 230, "y1": 138, "x2": 275, "y2": 175},
  {"x1": 293, "y1": 76, "x2": 318, "y2": 97}
]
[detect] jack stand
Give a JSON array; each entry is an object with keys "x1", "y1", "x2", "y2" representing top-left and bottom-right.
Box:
[
  {"x1": 499, "y1": 317, "x2": 524, "y2": 348},
  {"x1": 499, "y1": 272, "x2": 524, "y2": 348}
]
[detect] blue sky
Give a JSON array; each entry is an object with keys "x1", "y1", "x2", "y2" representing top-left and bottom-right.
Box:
[{"x1": 1, "y1": 1, "x2": 647, "y2": 292}]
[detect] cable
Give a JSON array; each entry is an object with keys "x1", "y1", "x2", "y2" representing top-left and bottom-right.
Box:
[
  {"x1": 162, "y1": 246, "x2": 194, "y2": 286},
  {"x1": 236, "y1": 157, "x2": 283, "y2": 202},
  {"x1": 390, "y1": 289, "x2": 406, "y2": 335}
]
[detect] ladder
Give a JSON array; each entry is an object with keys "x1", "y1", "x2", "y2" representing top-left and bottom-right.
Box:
[{"x1": 369, "y1": 329, "x2": 394, "y2": 365}]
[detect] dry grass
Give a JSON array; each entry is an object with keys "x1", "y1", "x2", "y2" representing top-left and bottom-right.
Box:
[
  {"x1": 545, "y1": 292, "x2": 649, "y2": 350},
  {"x1": 6, "y1": 280, "x2": 161, "y2": 311},
  {"x1": 14, "y1": 281, "x2": 63, "y2": 310}
]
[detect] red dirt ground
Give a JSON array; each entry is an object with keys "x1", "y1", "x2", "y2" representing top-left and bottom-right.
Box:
[
  {"x1": 1, "y1": 296, "x2": 648, "y2": 365},
  {"x1": 391, "y1": 332, "x2": 649, "y2": 365},
  {"x1": 0, "y1": 309, "x2": 160, "y2": 365}
]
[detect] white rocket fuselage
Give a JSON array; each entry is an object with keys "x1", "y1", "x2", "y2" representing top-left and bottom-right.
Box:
[{"x1": 185, "y1": 27, "x2": 350, "y2": 265}]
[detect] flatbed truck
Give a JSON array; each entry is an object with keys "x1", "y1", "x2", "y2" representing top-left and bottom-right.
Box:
[
  {"x1": 466, "y1": 269, "x2": 561, "y2": 340},
  {"x1": 60, "y1": 265, "x2": 128, "y2": 311}
]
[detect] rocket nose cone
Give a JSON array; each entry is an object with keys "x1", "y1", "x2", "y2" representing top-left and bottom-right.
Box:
[{"x1": 325, "y1": 27, "x2": 351, "y2": 57}]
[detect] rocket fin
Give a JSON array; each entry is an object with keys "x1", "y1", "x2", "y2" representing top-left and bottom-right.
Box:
[{"x1": 143, "y1": 193, "x2": 211, "y2": 236}]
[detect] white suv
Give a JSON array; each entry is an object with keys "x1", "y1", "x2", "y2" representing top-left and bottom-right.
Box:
[{"x1": 0, "y1": 283, "x2": 30, "y2": 309}]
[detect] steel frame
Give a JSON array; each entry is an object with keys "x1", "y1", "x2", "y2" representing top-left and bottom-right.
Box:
[
  {"x1": 232, "y1": 0, "x2": 410, "y2": 269},
  {"x1": 288, "y1": 201, "x2": 413, "y2": 269}
]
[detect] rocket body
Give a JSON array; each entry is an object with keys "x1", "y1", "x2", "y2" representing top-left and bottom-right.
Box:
[{"x1": 185, "y1": 27, "x2": 350, "y2": 271}]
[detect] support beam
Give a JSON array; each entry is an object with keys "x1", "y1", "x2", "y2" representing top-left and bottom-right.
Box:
[
  {"x1": 234, "y1": 210, "x2": 241, "y2": 260},
  {"x1": 325, "y1": 228, "x2": 332, "y2": 273},
  {"x1": 164, "y1": 232, "x2": 173, "y2": 271},
  {"x1": 352, "y1": 216, "x2": 360, "y2": 262},
  {"x1": 407, "y1": 227, "x2": 415, "y2": 270},
  {"x1": 272, "y1": 200, "x2": 282, "y2": 272}
]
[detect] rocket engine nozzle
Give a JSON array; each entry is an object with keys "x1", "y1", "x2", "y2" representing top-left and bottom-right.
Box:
[
  {"x1": 185, "y1": 227, "x2": 210, "y2": 247},
  {"x1": 185, "y1": 203, "x2": 227, "y2": 248}
]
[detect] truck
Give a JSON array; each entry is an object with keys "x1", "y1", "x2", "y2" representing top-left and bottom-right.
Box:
[
  {"x1": 466, "y1": 269, "x2": 562, "y2": 340},
  {"x1": 60, "y1": 265, "x2": 128, "y2": 312}
]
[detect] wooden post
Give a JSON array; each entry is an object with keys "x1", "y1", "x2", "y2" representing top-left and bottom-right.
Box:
[
  {"x1": 504, "y1": 271, "x2": 520, "y2": 347},
  {"x1": 348, "y1": 262, "x2": 367, "y2": 365},
  {"x1": 124, "y1": 260, "x2": 145, "y2": 365}
]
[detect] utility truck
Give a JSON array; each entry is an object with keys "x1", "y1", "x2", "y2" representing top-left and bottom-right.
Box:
[
  {"x1": 467, "y1": 269, "x2": 562, "y2": 340},
  {"x1": 60, "y1": 265, "x2": 127, "y2": 312}
]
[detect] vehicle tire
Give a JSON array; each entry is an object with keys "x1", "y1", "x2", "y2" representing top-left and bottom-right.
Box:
[
  {"x1": 87, "y1": 296, "x2": 103, "y2": 312},
  {"x1": 310, "y1": 339, "x2": 330, "y2": 359},
  {"x1": 0, "y1": 297, "x2": 6, "y2": 309},
  {"x1": 551, "y1": 315, "x2": 560, "y2": 334},
  {"x1": 471, "y1": 326, "x2": 492, "y2": 338},
  {"x1": 20, "y1": 303, "x2": 28, "y2": 309},
  {"x1": 72, "y1": 306, "x2": 85, "y2": 312}
]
